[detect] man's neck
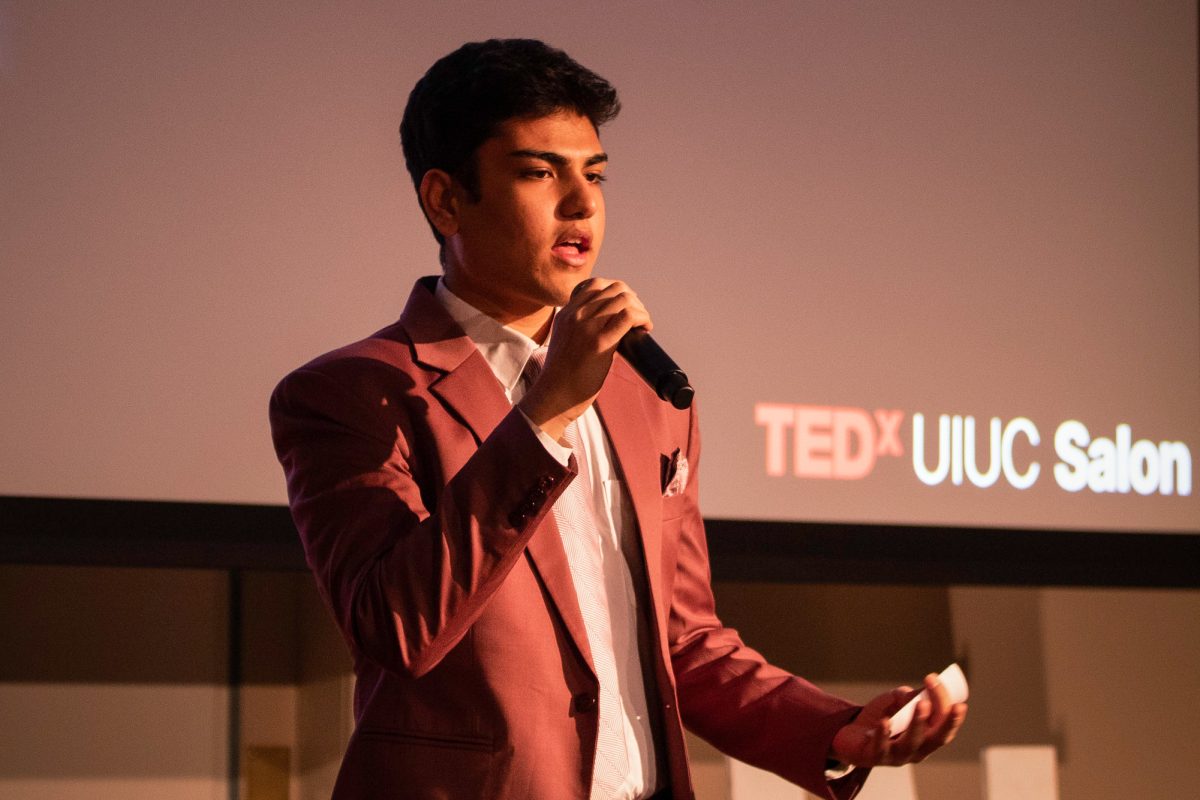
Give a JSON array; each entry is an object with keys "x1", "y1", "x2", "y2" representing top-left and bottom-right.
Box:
[{"x1": 441, "y1": 273, "x2": 554, "y2": 343}]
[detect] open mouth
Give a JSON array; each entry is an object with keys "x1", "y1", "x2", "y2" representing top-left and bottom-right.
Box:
[{"x1": 551, "y1": 233, "x2": 591, "y2": 262}]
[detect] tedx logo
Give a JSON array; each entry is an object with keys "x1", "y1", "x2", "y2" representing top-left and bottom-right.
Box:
[
  {"x1": 754, "y1": 404, "x2": 904, "y2": 479},
  {"x1": 755, "y1": 402, "x2": 1193, "y2": 496}
]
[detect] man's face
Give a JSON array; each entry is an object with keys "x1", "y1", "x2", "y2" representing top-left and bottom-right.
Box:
[{"x1": 441, "y1": 111, "x2": 607, "y2": 329}]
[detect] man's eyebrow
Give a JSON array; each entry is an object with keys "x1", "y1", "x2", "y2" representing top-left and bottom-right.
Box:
[{"x1": 509, "y1": 149, "x2": 609, "y2": 167}]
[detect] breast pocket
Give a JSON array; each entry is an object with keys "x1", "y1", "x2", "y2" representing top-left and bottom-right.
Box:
[{"x1": 661, "y1": 492, "x2": 688, "y2": 522}]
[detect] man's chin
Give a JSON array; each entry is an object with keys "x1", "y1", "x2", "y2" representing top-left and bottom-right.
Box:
[{"x1": 546, "y1": 274, "x2": 591, "y2": 307}]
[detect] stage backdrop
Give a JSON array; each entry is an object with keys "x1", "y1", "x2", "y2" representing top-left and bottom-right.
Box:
[{"x1": 1, "y1": 0, "x2": 1196, "y2": 533}]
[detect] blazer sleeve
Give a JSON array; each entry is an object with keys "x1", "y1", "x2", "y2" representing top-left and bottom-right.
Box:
[
  {"x1": 269, "y1": 360, "x2": 573, "y2": 679},
  {"x1": 665, "y1": 404, "x2": 869, "y2": 800}
]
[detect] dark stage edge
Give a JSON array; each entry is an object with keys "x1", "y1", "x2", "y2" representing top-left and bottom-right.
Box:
[{"x1": 1, "y1": 495, "x2": 1197, "y2": 587}]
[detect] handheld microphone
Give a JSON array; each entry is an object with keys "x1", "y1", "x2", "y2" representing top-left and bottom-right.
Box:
[{"x1": 617, "y1": 328, "x2": 694, "y2": 410}]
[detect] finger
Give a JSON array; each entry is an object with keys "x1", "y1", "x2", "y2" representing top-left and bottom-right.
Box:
[
  {"x1": 600, "y1": 307, "x2": 652, "y2": 336},
  {"x1": 590, "y1": 294, "x2": 651, "y2": 327},
  {"x1": 924, "y1": 673, "x2": 952, "y2": 729},
  {"x1": 911, "y1": 701, "x2": 969, "y2": 763},
  {"x1": 571, "y1": 277, "x2": 628, "y2": 305},
  {"x1": 944, "y1": 702, "x2": 968, "y2": 743},
  {"x1": 888, "y1": 686, "x2": 916, "y2": 715},
  {"x1": 589, "y1": 290, "x2": 649, "y2": 328},
  {"x1": 578, "y1": 288, "x2": 651, "y2": 333},
  {"x1": 928, "y1": 702, "x2": 968, "y2": 748},
  {"x1": 912, "y1": 700, "x2": 935, "y2": 762},
  {"x1": 597, "y1": 307, "x2": 653, "y2": 350},
  {"x1": 868, "y1": 718, "x2": 890, "y2": 766},
  {"x1": 580, "y1": 287, "x2": 645, "y2": 317},
  {"x1": 569, "y1": 276, "x2": 612, "y2": 301},
  {"x1": 557, "y1": 290, "x2": 622, "y2": 330},
  {"x1": 890, "y1": 698, "x2": 930, "y2": 765}
]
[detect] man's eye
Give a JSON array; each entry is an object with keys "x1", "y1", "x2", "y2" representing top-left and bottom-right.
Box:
[
  {"x1": 586, "y1": 172, "x2": 607, "y2": 183},
  {"x1": 523, "y1": 169, "x2": 553, "y2": 179}
]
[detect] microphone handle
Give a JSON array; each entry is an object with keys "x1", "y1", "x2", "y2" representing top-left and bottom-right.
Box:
[{"x1": 617, "y1": 328, "x2": 695, "y2": 410}]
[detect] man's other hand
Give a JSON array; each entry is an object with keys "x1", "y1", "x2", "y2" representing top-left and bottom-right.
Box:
[{"x1": 829, "y1": 674, "x2": 968, "y2": 768}]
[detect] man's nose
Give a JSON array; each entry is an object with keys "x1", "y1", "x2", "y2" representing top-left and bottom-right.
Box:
[{"x1": 558, "y1": 176, "x2": 598, "y2": 219}]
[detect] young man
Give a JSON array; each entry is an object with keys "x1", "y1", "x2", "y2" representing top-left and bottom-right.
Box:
[{"x1": 270, "y1": 39, "x2": 965, "y2": 799}]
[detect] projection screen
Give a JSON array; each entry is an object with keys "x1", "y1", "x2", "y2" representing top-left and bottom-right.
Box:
[{"x1": 1, "y1": 0, "x2": 1196, "y2": 535}]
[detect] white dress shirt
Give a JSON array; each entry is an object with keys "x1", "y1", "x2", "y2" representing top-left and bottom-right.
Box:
[{"x1": 435, "y1": 279, "x2": 659, "y2": 799}]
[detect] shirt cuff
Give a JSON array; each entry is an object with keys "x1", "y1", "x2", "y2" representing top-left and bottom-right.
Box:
[
  {"x1": 518, "y1": 409, "x2": 571, "y2": 466},
  {"x1": 824, "y1": 759, "x2": 856, "y2": 781}
]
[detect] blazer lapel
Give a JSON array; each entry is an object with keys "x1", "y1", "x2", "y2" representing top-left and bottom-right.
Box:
[
  {"x1": 523, "y1": 512, "x2": 595, "y2": 672},
  {"x1": 595, "y1": 359, "x2": 666, "y2": 619},
  {"x1": 397, "y1": 278, "x2": 596, "y2": 674},
  {"x1": 400, "y1": 279, "x2": 513, "y2": 446}
]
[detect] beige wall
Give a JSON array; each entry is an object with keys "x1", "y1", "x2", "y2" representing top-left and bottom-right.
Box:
[
  {"x1": 699, "y1": 581, "x2": 1200, "y2": 800},
  {"x1": 2, "y1": 565, "x2": 1196, "y2": 800},
  {"x1": 0, "y1": 566, "x2": 230, "y2": 800}
]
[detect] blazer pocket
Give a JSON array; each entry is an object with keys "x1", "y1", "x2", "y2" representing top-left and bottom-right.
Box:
[
  {"x1": 356, "y1": 727, "x2": 494, "y2": 753},
  {"x1": 338, "y1": 727, "x2": 496, "y2": 797}
]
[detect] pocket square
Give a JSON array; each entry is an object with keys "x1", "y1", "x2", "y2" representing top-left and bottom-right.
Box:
[{"x1": 661, "y1": 448, "x2": 689, "y2": 497}]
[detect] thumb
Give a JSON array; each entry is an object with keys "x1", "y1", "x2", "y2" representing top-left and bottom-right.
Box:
[{"x1": 885, "y1": 686, "x2": 916, "y2": 715}]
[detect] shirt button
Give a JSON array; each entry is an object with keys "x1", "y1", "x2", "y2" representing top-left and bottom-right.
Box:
[{"x1": 572, "y1": 692, "x2": 598, "y2": 713}]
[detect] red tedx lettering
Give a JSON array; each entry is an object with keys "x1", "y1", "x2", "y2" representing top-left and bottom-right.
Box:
[
  {"x1": 754, "y1": 403, "x2": 793, "y2": 476},
  {"x1": 794, "y1": 407, "x2": 833, "y2": 477},
  {"x1": 874, "y1": 409, "x2": 905, "y2": 457},
  {"x1": 755, "y1": 403, "x2": 905, "y2": 480},
  {"x1": 832, "y1": 407, "x2": 875, "y2": 479}
]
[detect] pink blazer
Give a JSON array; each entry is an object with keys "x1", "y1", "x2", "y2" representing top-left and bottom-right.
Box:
[{"x1": 270, "y1": 277, "x2": 865, "y2": 799}]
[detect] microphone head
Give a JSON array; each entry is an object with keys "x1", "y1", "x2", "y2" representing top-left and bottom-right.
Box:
[
  {"x1": 670, "y1": 384, "x2": 695, "y2": 410},
  {"x1": 658, "y1": 371, "x2": 694, "y2": 410}
]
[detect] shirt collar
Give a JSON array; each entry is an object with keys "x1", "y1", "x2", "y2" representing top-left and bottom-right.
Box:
[{"x1": 434, "y1": 278, "x2": 547, "y2": 395}]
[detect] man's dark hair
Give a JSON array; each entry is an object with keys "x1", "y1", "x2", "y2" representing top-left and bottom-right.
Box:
[{"x1": 400, "y1": 39, "x2": 620, "y2": 246}]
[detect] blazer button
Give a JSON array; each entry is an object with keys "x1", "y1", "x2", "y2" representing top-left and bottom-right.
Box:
[{"x1": 572, "y1": 692, "x2": 598, "y2": 713}]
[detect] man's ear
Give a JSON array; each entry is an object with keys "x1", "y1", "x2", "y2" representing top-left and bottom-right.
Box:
[{"x1": 419, "y1": 169, "x2": 461, "y2": 239}]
